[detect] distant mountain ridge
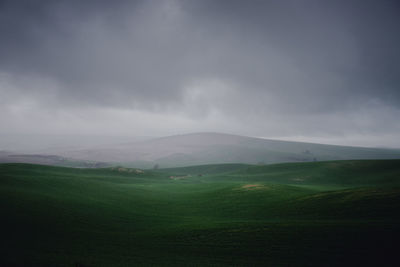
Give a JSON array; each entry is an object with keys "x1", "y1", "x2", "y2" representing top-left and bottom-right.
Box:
[
  {"x1": 0, "y1": 151, "x2": 109, "y2": 168},
  {"x1": 2, "y1": 132, "x2": 400, "y2": 168},
  {"x1": 57, "y1": 132, "x2": 400, "y2": 168}
]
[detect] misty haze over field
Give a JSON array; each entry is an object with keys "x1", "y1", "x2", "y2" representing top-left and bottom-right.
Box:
[
  {"x1": 1, "y1": 0, "x2": 400, "y2": 148},
  {"x1": 2, "y1": 2, "x2": 400, "y2": 266}
]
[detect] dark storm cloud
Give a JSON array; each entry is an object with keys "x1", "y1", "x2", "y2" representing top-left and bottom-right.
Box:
[
  {"x1": 1, "y1": 0, "x2": 400, "y2": 108},
  {"x1": 0, "y1": 0, "x2": 399, "y2": 144},
  {"x1": 185, "y1": 0, "x2": 400, "y2": 109},
  {"x1": 0, "y1": 0, "x2": 189, "y2": 107}
]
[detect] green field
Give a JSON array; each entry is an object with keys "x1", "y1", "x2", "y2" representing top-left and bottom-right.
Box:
[{"x1": 1, "y1": 160, "x2": 400, "y2": 266}]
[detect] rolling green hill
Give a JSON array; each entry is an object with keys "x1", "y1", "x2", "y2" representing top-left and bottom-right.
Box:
[
  {"x1": 158, "y1": 163, "x2": 251, "y2": 175},
  {"x1": 1, "y1": 160, "x2": 400, "y2": 266}
]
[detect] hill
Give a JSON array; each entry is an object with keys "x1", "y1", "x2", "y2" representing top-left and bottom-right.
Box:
[
  {"x1": 60, "y1": 132, "x2": 400, "y2": 168},
  {"x1": 0, "y1": 151, "x2": 110, "y2": 168},
  {"x1": 1, "y1": 160, "x2": 399, "y2": 266},
  {"x1": 158, "y1": 163, "x2": 251, "y2": 175}
]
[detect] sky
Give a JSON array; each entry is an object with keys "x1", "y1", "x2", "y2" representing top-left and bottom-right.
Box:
[{"x1": 0, "y1": 0, "x2": 399, "y2": 147}]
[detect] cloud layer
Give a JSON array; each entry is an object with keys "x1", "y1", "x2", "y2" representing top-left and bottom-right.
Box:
[{"x1": 1, "y1": 0, "x2": 399, "y2": 146}]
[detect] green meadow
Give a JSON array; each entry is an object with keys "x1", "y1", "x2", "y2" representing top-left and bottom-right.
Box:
[{"x1": 1, "y1": 160, "x2": 400, "y2": 266}]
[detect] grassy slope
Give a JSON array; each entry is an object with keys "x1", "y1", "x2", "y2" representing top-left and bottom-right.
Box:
[
  {"x1": 1, "y1": 160, "x2": 400, "y2": 266},
  {"x1": 157, "y1": 163, "x2": 251, "y2": 175}
]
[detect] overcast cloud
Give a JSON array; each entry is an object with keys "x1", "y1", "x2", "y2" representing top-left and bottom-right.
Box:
[{"x1": 0, "y1": 0, "x2": 399, "y2": 147}]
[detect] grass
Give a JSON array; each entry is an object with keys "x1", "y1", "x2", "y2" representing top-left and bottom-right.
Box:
[{"x1": 1, "y1": 160, "x2": 400, "y2": 266}]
